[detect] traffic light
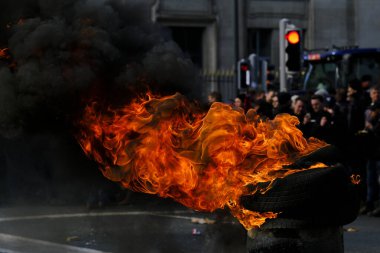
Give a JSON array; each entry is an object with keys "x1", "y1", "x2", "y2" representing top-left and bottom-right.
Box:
[
  {"x1": 238, "y1": 60, "x2": 251, "y2": 88},
  {"x1": 285, "y1": 28, "x2": 302, "y2": 72}
]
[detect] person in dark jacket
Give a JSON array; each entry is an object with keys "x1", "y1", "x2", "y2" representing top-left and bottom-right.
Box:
[
  {"x1": 277, "y1": 92, "x2": 292, "y2": 115},
  {"x1": 206, "y1": 91, "x2": 222, "y2": 108},
  {"x1": 345, "y1": 79, "x2": 368, "y2": 201},
  {"x1": 302, "y1": 94, "x2": 332, "y2": 141},
  {"x1": 360, "y1": 85, "x2": 380, "y2": 215},
  {"x1": 291, "y1": 97, "x2": 306, "y2": 124},
  {"x1": 346, "y1": 79, "x2": 366, "y2": 135}
]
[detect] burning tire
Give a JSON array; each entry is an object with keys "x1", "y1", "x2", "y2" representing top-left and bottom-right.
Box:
[{"x1": 241, "y1": 147, "x2": 360, "y2": 226}]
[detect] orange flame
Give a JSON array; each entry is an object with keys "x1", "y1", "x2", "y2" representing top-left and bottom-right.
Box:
[
  {"x1": 0, "y1": 48, "x2": 11, "y2": 60},
  {"x1": 77, "y1": 93, "x2": 327, "y2": 229},
  {"x1": 350, "y1": 174, "x2": 361, "y2": 185}
]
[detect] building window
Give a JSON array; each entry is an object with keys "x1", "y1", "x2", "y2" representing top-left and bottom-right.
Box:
[
  {"x1": 247, "y1": 29, "x2": 272, "y2": 60},
  {"x1": 169, "y1": 26, "x2": 204, "y2": 68}
]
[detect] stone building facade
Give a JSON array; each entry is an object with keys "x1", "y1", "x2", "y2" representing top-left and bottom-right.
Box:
[
  {"x1": 121, "y1": 0, "x2": 380, "y2": 100},
  {"x1": 150, "y1": 0, "x2": 380, "y2": 71}
]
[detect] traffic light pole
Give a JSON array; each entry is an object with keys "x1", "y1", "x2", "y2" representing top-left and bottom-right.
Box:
[
  {"x1": 248, "y1": 53, "x2": 257, "y2": 88},
  {"x1": 261, "y1": 60, "x2": 268, "y2": 92},
  {"x1": 279, "y1": 18, "x2": 289, "y2": 92}
]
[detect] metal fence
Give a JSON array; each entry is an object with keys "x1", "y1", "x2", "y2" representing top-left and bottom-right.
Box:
[{"x1": 201, "y1": 69, "x2": 237, "y2": 104}]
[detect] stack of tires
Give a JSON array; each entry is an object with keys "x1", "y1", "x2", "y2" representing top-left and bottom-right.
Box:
[{"x1": 241, "y1": 146, "x2": 360, "y2": 253}]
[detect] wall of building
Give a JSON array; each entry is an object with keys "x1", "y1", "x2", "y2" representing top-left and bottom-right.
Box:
[
  {"x1": 310, "y1": 0, "x2": 350, "y2": 49},
  {"x1": 151, "y1": 0, "x2": 380, "y2": 68},
  {"x1": 215, "y1": 0, "x2": 238, "y2": 69},
  {"x1": 355, "y1": 0, "x2": 380, "y2": 48},
  {"x1": 152, "y1": 0, "x2": 218, "y2": 71},
  {"x1": 246, "y1": 0, "x2": 308, "y2": 67},
  {"x1": 148, "y1": 0, "x2": 380, "y2": 99}
]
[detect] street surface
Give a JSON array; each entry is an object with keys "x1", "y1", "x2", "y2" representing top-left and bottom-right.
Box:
[
  {"x1": 345, "y1": 214, "x2": 380, "y2": 253},
  {"x1": 0, "y1": 194, "x2": 378, "y2": 253}
]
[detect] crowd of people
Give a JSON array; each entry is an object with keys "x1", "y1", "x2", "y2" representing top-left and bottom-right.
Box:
[{"x1": 207, "y1": 77, "x2": 380, "y2": 217}]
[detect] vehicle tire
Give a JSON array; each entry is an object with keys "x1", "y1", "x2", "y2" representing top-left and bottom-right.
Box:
[{"x1": 240, "y1": 164, "x2": 360, "y2": 226}]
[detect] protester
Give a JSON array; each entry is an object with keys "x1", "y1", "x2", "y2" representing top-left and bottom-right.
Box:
[
  {"x1": 290, "y1": 95, "x2": 299, "y2": 110},
  {"x1": 276, "y1": 92, "x2": 292, "y2": 115},
  {"x1": 254, "y1": 89, "x2": 274, "y2": 119},
  {"x1": 202, "y1": 91, "x2": 222, "y2": 112},
  {"x1": 271, "y1": 95, "x2": 280, "y2": 116},
  {"x1": 361, "y1": 75, "x2": 372, "y2": 106},
  {"x1": 302, "y1": 94, "x2": 332, "y2": 141},
  {"x1": 233, "y1": 97, "x2": 244, "y2": 111},
  {"x1": 208, "y1": 91, "x2": 222, "y2": 104},
  {"x1": 346, "y1": 79, "x2": 366, "y2": 135},
  {"x1": 345, "y1": 79, "x2": 368, "y2": 191},
  {"x1": 291, "y1": 97, "x2": 306, "y2": 124},
  {"x1": 210, "y1": 84, "x2": 380, "y2": 217},
  {"x1": 360, "y1": 85, "x2": 380, "y2": 215}
]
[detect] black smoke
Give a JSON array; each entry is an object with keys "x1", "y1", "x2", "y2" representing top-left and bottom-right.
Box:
[
  {"x1": 0, "y1": 0, "x2": 200, "y2": 204},
  {"x1": 0, "y1": 0, "x2": 200, "y2": 137}
]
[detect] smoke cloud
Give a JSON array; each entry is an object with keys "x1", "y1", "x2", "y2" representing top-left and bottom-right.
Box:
[{"x1": 0, "y1": 0, "x2": 199, "y2": 137}]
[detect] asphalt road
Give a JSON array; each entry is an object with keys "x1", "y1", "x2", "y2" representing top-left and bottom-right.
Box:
[
  {"x1": 344, "y1": 214, "x2": 380, "y2": 253},
  {"x1": 0, "y1": 196, "x2": 247, "y2": 253},
  {"x1": 0, "y1": 196, "x2": 378, "y2": 253}
]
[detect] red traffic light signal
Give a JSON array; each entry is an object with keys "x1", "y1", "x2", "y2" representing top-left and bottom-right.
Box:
[
  {"x1": 285, "y1": 29, "x2": 302, "y2": 72},
  {"x1": 240, "y1": 64, "x2": 249, "y2": 72},
  {"x1": 238, "y1": 61, "x2": 251, "y2": 88},
  {"x1": 285, "y1": 31, "x2": 300, "y2": 44}
]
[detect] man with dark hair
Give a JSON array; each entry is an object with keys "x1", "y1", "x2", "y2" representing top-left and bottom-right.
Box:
[
  {"x1": 204, "y1": 91, "x2": 222, "y2": 111},
  {"x1": 255, "y1": 89, "x2": 276, "y2": 119},
  {"x1": 291, "y1": 97, "x2": 306, "y2": 124},
  {"x1": 302, "y1": 94, "x2": 332, "y2": 141},
  {"x1": 208, "y1": 91, "x2": 222, "y2": 104},
  {"x1": 361, "y1": 74, "x2": 373, "y2": 91}
]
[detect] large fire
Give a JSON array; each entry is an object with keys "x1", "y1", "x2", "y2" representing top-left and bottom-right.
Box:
[{"x1": 77, "y1": 93, "x2": 327, "y2": 229}]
